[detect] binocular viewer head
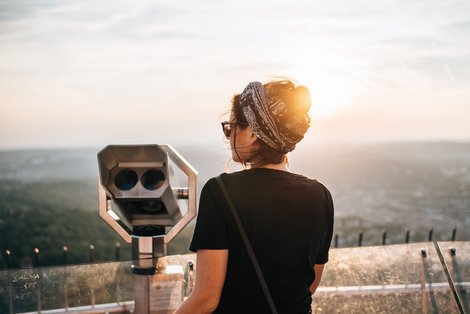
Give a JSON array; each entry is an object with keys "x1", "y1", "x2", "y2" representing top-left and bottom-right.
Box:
[{"x1": 97, "y1": 144, "x2": 197, "y2": 243}]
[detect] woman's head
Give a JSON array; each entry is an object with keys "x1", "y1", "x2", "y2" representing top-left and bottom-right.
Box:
[{"x1": 229, "y1": 79, "x2": 311, "y2": 166}]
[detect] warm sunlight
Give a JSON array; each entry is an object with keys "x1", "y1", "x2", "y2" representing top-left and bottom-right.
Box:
[
  {"x1": 303, "y1": 73, "x2": 358, "y2": 118},
  {"x1": 1, "y1": 0, "x2": 469, "y2": 148},
  {"x1": 290, "y1": 54, "x2": 359, "y2": 118}
]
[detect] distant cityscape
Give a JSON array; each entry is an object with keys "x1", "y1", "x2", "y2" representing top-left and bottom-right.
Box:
[{"x1": 1, "y1": 142, "x2": 469, "y2": 268}]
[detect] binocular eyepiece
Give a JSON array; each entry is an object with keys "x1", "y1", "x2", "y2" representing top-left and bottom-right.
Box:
[{"x1": 113, "y1": 168, "x2": 166, "y2": 192}]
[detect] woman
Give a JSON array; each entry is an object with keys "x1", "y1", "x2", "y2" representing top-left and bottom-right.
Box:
[{"x1": 176, "y1": 79, "x2": 334, "y2": 314}]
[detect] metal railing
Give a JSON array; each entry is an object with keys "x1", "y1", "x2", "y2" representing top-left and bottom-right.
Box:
[
  {"x1": 0, "y1": 242, "x2": 468, "y2": 313},
  {"x1": 333, "y1": 226, "x2": 458, "y2": 248},
  {"x1": 1, "y1": 227, "x2": 462, "y2": 270}
]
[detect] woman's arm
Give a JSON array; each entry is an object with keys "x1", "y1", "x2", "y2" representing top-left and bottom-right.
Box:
[
  {"x1": 175, "y1": 249, "x2": 229, "y2": 314},
  {"x1": 310, "y1": 264, "x2": 325, "y2": 294}
]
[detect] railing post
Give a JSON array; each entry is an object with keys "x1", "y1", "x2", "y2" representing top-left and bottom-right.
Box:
[
  {"x1": 63, "y1": 246, "x2": 68, "y2": 265},
  {"x1": 334, "y1": 234, "x2": 338, "y2": 248},
  {"x1": 382, "y1": 230, "x2": 387, "y2": 245},
  {"x1": 115, "y1": 242, "x2": 121, "y2": 261},
  {"x1": 451, "y1": 227, "x2": 457, "y2": 241},
  {"x1": 358, "y1": 232, "x2": 363, "y2": 247},
  {"x1": 33, "y1": 248, "x2": 40, "y2": 267},
  {"x1": 89, "y1": 244, "x2": 96, "y2": 306},
  {"x1": 5, "y1": 249, "x2": 13, "y2": 314},
  {"x1": 89, "y1": 244, "x2": 95, "y2": 263},
  {"x1": 4, "y1": 249, "x2": 11, "y2": 269},
  {"x1": 428, "y1": 228, "x2": 433, "y2": 242},
  {"x1": 434, "y1": 242, "x2": 466, "y2": 313},
  {"x1": 405, "y1": 230, "x2": 410, "y2": 243},
  {"x1": 32, "y1": 248, "x2": 42, "y2": 312}
]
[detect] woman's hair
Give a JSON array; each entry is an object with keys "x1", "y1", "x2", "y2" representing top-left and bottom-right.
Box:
[{"x1": 231, "y1": 79, "x2": 311, "y2": 167}]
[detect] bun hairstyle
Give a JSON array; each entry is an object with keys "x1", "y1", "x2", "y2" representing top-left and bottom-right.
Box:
[
  {"x1": 231, "y1": 79, "x2": 311, "y2": 166},
  {"x1": 263, "y1": 80, "x2": 311, "y2": 142},
  {"x1": 264, "y1": 80, "x2": 311, "y2": 113}
]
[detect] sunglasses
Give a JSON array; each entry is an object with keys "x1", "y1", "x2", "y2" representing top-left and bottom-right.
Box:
[{"x1": 221, "y1": 121, "x2": 248, "y2": 138}]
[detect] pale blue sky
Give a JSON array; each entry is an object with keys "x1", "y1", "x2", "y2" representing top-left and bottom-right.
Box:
[{"x1": 1, "y1": 0, "x2": 469, "y2": 148}]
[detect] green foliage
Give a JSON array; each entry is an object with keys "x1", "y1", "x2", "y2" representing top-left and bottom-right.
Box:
[
  {"x1": 0, "y1": 207, "x2": 131, "y2": 268},
  {"x1": 0, "y1": 180, "x2": 124, "y2": 268},
  {"x1": 0, "y1": 179, "x2": 98, "y2": 212},
  {"x1": 0, "y1": 179, "x2": 194, "y2": 269}
]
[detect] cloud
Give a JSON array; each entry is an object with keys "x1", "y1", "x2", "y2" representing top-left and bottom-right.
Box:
[{"x1": 0, "y1": 0, "x2": 469, "y2": 148}]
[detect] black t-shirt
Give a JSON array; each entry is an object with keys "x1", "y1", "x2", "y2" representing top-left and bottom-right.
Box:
[{"x1": 190, "y1": 168, "x2": 334, "y2": 314}]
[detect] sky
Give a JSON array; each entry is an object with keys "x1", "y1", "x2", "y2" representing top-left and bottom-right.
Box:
[{"x1": 0, "y1": 0, "x2": 469, "y2": 149}]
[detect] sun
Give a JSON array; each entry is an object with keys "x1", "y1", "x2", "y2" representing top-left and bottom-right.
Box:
[
  {"x1": 293, "y1": 71, "x2": 357, "y2": 118},
  {"x1": 286, "y1": 50, "x2": 360, "y2": 118}
]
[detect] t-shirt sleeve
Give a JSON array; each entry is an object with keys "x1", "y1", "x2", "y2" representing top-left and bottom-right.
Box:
[
  {"x1": 316, "y1": 184, "x2": 334, "y2": 264},
  {"x1": 189, "y1": 178, "x2": 229, "y2": 252}
]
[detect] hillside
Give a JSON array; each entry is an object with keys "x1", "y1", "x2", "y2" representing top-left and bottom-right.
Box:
[{"x1": 1, "y1": 142, "x2": 469, "y2": 268}]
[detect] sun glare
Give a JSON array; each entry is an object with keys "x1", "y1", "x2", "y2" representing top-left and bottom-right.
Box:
[
  {"x1": 288, "y1": 46, "x2": 359, "y2": 119},
  {"x1": 295, "y1": 72, "x2": 358, "y2": 118}
]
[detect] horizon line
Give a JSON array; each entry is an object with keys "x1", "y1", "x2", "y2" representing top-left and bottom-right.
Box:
[{"x1": 1, "y1": 139, "x2": 470, "y2": 152}]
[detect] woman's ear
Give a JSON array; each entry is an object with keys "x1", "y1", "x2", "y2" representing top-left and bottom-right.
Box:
[{"x1": 248, "y1": 130, "x2": 258, "y2": 145}]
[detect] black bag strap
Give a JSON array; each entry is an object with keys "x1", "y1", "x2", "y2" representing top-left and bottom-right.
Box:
[{"x1": 216, "y1": 175, "x2": 279, "y2": 314}]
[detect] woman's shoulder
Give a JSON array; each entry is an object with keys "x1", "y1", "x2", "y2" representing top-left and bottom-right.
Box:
[
  {"x1": 200, "y1": 173, "x2": 237, "y2": 195},
  {"x1": 200, "y1": 176, "x2": 220, "y2": 192},
  {"x1": 215, "y1": 169, "x2": 329, "y2": 192}
]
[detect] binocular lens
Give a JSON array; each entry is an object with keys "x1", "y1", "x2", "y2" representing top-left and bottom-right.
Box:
[
  {"x1": 142, "y1": 200, "x2": 164, "y2": 213},
  {"x1": 114, "y1": 169, "x2": 138, "y2": 191},
  {"x1": 141, "y1": 169, "x2": 165, "y2": 190}
]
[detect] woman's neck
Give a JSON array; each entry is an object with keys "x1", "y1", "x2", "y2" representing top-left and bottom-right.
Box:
[{"x1": 255, "y1": 162, "x2": 289, "y2": 172}]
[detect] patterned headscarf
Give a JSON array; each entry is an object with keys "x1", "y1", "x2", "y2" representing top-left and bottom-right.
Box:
[{"x1": 240, "y1": 81, "x2": 310, "y2": 154}]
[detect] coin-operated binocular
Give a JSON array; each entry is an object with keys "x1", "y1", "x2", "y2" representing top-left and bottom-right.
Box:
[{"x1": 97, "y1": 145, "x2": 197, "y2": 275}]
